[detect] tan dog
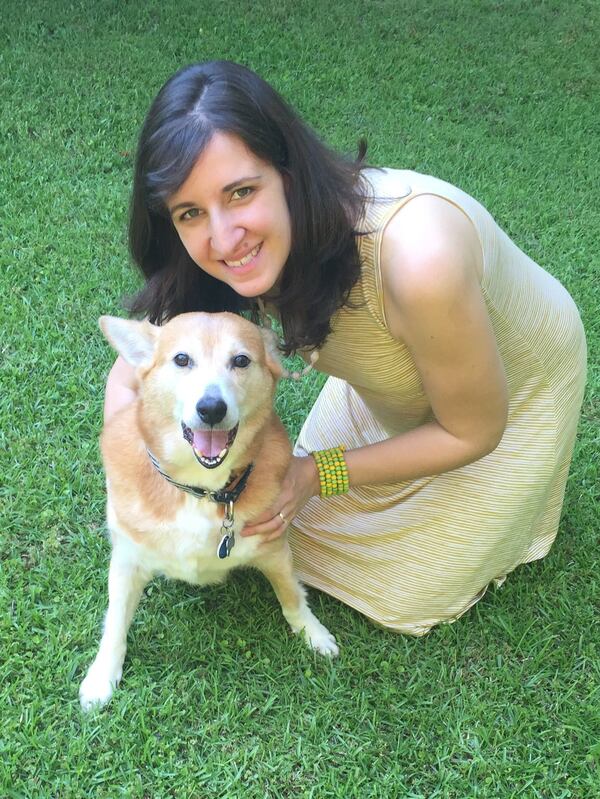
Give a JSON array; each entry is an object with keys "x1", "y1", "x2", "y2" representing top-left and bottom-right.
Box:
[{"x1": 79, "y1": 312, "x2": 338, "y2": 711}]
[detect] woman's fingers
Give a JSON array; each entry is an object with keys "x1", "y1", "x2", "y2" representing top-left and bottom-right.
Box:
[
  {"x1": 240, "y1": 509, "x2": 289, "y2": 538},
  {"x1": 240, "y1": 456, "x2": 317, "y2": 539}
]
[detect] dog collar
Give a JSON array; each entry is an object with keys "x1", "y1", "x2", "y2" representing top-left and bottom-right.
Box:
[{"x1": 146, "y1": 451, "x2": 253, "y2": 559}]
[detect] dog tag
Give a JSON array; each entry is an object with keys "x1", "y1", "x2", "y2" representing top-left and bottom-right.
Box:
[
  {"x1": 217, "y1": 499, "x2": 235, "y2": 559},
  {"x1": 217, "y1": 532, "x2": 235, "y2": 559}
]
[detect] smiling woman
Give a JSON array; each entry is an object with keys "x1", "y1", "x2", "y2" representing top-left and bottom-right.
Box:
[
  {"x1": 128, "y1": 60, "x2": 364, "y2": 354},
  {"x1": 105, "y1": 60, "x2": 587, "y2": 635},
  {"x1": 166, "y1": 131, "x2": 292, "y2": 299}
]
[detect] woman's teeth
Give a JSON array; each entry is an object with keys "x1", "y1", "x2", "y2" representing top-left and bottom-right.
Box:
[{"x1": 225, "y1": 243, "x2": 261, "y2": 268}]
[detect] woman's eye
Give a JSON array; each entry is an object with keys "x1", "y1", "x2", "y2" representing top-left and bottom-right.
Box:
[
  {"x1": 231, "y1": 354, "x2": 251, "y2": 369},
  {"x1": 180, "y1": 208, "x2": 201, "y2": 221},
  {"x1": 231, "y1": 186, "x2": 253, "y2": 201},
  {"x1": 174, "y1": 352, "x2": 191, "y2": 367}
]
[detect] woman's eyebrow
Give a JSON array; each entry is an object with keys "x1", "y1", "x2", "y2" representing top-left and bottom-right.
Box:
[{"x1": 222, "y1": 174, "x2": 262, "y2": 192}]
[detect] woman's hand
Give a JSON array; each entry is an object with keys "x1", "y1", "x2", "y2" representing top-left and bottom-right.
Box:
[
  {"x1": 104, "y1": 356, "x2": 138, "y2": 423},
  {"x1": 241, "y1": 455, "x2": 320, "y2": 543}
]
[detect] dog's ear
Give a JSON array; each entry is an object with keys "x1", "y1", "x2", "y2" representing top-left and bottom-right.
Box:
[
  {"x1": 259, "y1": 327, "x2": 285, "y2": 379},
  {"x1": 99, "y1": 316, "x2": 159, "y2": 368}
]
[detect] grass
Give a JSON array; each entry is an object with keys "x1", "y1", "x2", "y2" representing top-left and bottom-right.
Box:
[{"x1": 1, "y1": 0, "x2": 598, "y2": 796}]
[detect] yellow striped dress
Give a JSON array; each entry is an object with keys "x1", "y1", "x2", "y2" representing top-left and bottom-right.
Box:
[{"x1": 287, "y1": 168, "x2": 587, "y2": 635}]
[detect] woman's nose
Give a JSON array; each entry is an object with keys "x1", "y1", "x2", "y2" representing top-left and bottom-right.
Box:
[{"x1": 209, "y1": 212, "x2": 245, "y2": 259}]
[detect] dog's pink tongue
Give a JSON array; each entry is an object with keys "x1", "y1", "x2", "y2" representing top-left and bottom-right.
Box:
[{"x1": 192, "y1": 429, "x2": 229, "y2": 458}]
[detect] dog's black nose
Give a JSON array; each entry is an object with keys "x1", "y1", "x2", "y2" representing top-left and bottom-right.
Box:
[{"x1": 196, "y1": 389, "x2": 227, "y2": 425}]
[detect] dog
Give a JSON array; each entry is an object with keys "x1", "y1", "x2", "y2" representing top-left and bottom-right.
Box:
[{"x1": 79, "y1": 311, "x2": 338, "y2": 710}]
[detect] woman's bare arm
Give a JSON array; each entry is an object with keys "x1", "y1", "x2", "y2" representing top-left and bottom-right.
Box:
[
  {"x1": 344, "y1": 194, "x2": 508, "y2": 486},
  {"x1": 243, "y1": 195, "x2": 509, "y2": 538}
]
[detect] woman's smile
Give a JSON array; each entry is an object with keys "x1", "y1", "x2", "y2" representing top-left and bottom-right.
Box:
[{"x1": 223, "y1": 241, "x2": 262, "y2": 269}]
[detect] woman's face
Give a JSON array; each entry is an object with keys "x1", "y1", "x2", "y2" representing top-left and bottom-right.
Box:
[{"x1": 167, "y1": 131, "x2": 292, "y2": 299}]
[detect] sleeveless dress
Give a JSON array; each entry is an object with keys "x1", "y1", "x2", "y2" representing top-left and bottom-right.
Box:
[{"x1": 287, "y1": 168, "x2": 587, "y2": 635}]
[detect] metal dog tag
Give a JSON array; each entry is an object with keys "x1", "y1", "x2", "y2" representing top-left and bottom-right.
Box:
[
  {"x1": 217, "y1": 500, "x2": 235, "y2": 559},
  {"x1": 217, "y1": 532, "x2": 235, "y2": 559}
]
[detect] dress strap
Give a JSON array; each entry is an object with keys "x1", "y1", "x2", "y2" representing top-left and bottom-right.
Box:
[{"x1": 357, "y1": 180, "x2": 414, "y2": 330}]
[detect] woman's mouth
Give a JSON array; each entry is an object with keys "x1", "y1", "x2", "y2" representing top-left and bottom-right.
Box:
[{"x1": 224, "y1": 243, "x2": 262, "y2": 269}]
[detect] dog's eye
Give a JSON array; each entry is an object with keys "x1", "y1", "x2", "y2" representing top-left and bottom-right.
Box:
[
  {"x1": 173, "y1": 352, "x2": 191, "y2": 368},
  {"x1": 231, "y1": 354, "x2": 251, "y2": 369}
]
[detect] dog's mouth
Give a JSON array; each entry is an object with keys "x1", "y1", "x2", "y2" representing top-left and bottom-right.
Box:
[{"x1": 181, "y1": 423, "x2": 239, "y2": 469}]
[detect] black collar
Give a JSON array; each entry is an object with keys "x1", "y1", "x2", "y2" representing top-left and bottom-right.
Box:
[{"x1": 147, "y1": 450, "x2": 254, "y2": 506}]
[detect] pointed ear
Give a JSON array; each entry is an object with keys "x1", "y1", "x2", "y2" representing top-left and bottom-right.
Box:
[
  {"x1": 259, "y1": 327, "x2": 285, "y2": 379},
  {"x1": 99, "y1": 316, "x2": 159, "y2": 368}
]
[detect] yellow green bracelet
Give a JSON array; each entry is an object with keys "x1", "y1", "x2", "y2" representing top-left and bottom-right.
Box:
[{"x1": 311, "y1": 446, "x2": 350, "y2": 497}]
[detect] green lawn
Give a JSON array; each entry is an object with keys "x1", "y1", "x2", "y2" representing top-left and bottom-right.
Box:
[{"x1": 1, "y1": 1, "x2": 598, "y2": 797}]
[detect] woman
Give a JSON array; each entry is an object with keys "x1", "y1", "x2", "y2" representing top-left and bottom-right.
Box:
[{"x1": 107, "y1": 60, "x2": 586, "y2": 635}]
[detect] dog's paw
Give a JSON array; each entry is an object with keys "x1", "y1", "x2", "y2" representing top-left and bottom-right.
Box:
[
  {"x1": 79, "y1": 663, "x2": 121, "y2": 711},
  {"x1": 302, "y1": 622, "x2": 339, "y2": 658}
]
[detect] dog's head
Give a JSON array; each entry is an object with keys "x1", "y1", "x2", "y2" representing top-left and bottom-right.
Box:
[{"x1": 100, "y1": 312, "x2": 284, "y2": 470}]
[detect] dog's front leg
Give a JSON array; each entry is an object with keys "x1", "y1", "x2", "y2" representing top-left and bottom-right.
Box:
[
  {"x1": 79, "y1": 550, "x2": 150, "y2": 710},
  {"x1": 258, "y1": 546, "x2": 339, "y2": 657}
]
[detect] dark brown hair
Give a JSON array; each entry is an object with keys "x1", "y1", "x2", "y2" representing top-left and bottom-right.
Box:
[{"x1": 128, "y1": 60, "x2": 367, "y2": 354}]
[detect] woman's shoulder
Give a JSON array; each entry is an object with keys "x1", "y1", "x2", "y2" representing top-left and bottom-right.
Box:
[
  {"x1": 360, "y1": 167, "x2": 483, "y2": 275},
  {"x1": 381, "y1": 207, "x2": 484, "y2": 361},
  {"x1": 381, "y1": 193, "x2": 482, "y2": 278},
  {"x1": 378, "y1": 194, "x2": 484, "y2": 342}
]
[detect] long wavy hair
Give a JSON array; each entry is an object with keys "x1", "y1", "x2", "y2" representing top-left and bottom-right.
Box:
[{"x1": 128, "y1": 60, "x2": 368, "y2": 354}]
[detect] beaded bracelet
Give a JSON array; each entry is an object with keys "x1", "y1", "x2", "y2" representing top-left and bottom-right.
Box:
[{"x1": 311, "y1": 446, "x2": 350, "y2": 498}]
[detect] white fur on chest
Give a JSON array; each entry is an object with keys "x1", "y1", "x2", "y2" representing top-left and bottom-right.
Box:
[{"x1": 108, "y1": 494, "x2": 260, "y2": 586}]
